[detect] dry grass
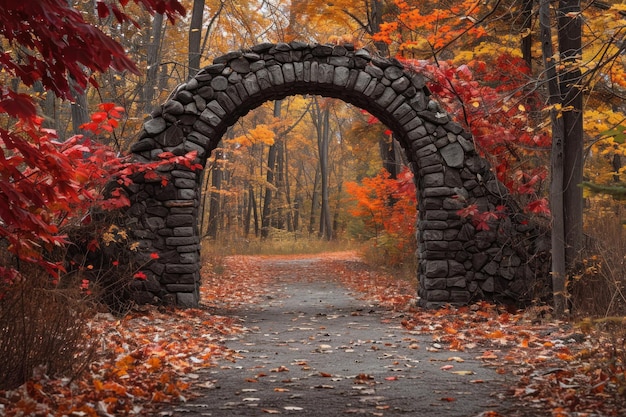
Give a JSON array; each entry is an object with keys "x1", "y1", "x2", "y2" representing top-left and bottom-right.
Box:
[
  {"x1": 569, "y1": 199, "x2": 626, "y2": 317},
  {"x1": 0, "y1": 269, "x2": 96, "y2": 390},
  {"x1": 201, "y1": 231, "x2": 358, "y2": 257}
]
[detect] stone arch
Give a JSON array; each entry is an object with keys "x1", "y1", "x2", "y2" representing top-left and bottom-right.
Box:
[{"x1": 126, "y1": 42, "x2": 549, "y2": 308}]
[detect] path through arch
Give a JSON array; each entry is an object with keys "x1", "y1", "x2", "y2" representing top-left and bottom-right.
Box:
[{"x1": 124, "y1": 42, "x2": 549, "y2": 308}]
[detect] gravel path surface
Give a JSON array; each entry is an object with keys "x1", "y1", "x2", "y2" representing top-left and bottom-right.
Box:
[{"x1": 164, "y1": 256, "x2": 525, "y2": 417}]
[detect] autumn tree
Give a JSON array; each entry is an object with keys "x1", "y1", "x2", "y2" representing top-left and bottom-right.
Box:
[{"x1": 0, "y1": 0, "x2": 185, "y2": 278}]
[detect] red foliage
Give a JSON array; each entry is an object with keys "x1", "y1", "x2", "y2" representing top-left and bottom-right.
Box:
[
  {"x1": 0, "y1": 1, "x2": 185, "y2": 100},
  {"x1": 403, "y1": 55, "x2": 550, "y2": 216},
  {"x1": 0, "y1": 1, "x2": 185, "y2": 282}
]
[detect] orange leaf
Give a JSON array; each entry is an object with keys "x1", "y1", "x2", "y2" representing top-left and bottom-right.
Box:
[
  {"x1": 93, "y1": 379, "x2": 104, "y2": 392},
  {"x1": 486, "y1": 330, "x2": 504, "y2": 339},
  {"x1": 477, "y1": 351, "x2": 498, "y2": 360},
  {"x1": 147, "y1": 356, "x2": 162, "y2": 371},
  {"x1": 152, "y1": 391, "x2": 169, "y2": 402},
  {"x1": 102, "y1": 381, "x2": 127, "y2": 396},
  {"x1": 444, "y1": 326, "x2": 458, "y2": 334}
]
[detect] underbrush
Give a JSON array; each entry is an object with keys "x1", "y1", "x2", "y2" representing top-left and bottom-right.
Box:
[
  {"x1": 0, "y1": 211, "x2": 143, "y2": 390},
  {"x1": 564, "y1": 199, "x2": 626, "y2": 397},
  {"x1": 201, "y1": 230, "x2": 358, "y2": 258},
  {"x1": 357, "y1": 233, "x2": 417, "y2": 276},
  {"x1": 200, "y1": 230, "x2": 417, "y2": 284},
  {"x1": 0, "y1": 266, "x2": 96, "y2": 390},
  {"x1": 570, "y1": 200, "x2": 626, "y2": 317}
]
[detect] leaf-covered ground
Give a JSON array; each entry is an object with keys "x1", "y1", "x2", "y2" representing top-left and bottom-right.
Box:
[{"x1": 1, "y1": 252, "x2": 625, "y2": 416}]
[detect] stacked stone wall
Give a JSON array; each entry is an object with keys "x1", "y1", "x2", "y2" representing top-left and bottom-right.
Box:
[{"x1": 123, "y1": 42, "x2": 550, "y2": 308}]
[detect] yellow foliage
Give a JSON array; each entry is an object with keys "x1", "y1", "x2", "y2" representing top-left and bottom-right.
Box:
[
  {"x1": 232, "y1": 124, "x2": 275, "y2": 147},
  {"x1": 586, "y1": 109, "x2": 624, "y2": 139}
]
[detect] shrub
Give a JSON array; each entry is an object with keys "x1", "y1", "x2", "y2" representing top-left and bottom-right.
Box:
[
  {"x1": 345, "y1": 168, "x2": 417, "y2": 269},
  {"x1": 0, "y1": 266, "x2": 96, "y2": 390},
  {"x1": 569, "y1": 199, "x2": 626, "y2": 316}
]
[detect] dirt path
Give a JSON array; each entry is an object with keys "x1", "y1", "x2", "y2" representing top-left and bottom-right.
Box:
[{"x1": 162, "y1": 254, "x2": 530, "y2": 417}]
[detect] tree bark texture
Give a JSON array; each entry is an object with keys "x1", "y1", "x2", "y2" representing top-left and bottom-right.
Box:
[
  {"x1": 540, "y1": 0, "x2": 567, "y2": 315},
  {"x1": 558, "y1": 0, "x2": 584, "y2": 269}
]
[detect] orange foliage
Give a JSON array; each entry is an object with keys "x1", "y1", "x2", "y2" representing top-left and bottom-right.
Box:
[
  {"x1": 345, "y1": 167, "x2": 417, "y2": 266},
  {"x1": 374, "y1": 0, "x2": 488, "y2": 56}
]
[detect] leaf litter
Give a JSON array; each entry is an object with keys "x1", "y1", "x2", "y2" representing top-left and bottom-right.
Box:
[
  {"x1": 2, "y1": 251, "x2": 626, "y2": 416},
  {"x1": 327, "y1": 255, "x2": 626, "y2": 416}
]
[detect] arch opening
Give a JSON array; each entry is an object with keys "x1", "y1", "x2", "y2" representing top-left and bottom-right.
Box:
[{"x1": 124, "y1": 42, "x2": 550, "y2": 308}]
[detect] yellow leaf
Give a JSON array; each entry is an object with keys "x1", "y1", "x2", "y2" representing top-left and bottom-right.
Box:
[{"x1": 451, "y1": 370, "x2": 475, "y2": 375}]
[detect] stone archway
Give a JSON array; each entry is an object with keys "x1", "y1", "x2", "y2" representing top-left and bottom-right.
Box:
[{"x1": 125, "y1": 42, "x2": 549, "y2": 308}]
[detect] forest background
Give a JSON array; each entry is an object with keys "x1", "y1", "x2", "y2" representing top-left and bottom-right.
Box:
[{"x1": 2, "y1": 0, "x2": 626, "y2": 392}]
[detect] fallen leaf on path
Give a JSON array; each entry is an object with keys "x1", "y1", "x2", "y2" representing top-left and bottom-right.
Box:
[{"x1": 451, "y1": 370, "x2": 475, "y2": 375}]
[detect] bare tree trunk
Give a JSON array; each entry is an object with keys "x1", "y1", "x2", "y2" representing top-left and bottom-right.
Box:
[
  {"x1": 35, "y1": 81, "x2": 59, "y2": 133},
  {"x1": 317, "y1": 102, "x2": 332, "y2": 240},
  {"x1": 206, "y1": 151, "x2": 223, "y2": 240},
  {"x1": 540, "y1": 0, "x2": 566, "y2": 316},
  {"x1": 143, "y1": 13, "x2": 164, "y2": 114},
  {"x1": 293, "y1": 163, "x2": 305, "y2": 233},
  {"x1": 261, "y1": 100, "x2": 282, "y2": 239},
  {"x1": 309, "y1": 167, "x2": 320, "y2": 236},
  {"x1": 282, "y1": 138, "x2": 294, "y2": 232},
  {"x1": 69, "y1": 76, "x2": 90, "y2": 136},
  {"x1": 558, "y1": 0, "x2": 584, "y2": 270},
  {"x1": 188, "y1": 0, "x2": 204, "y2": 79},
  {"x1": 521, "y1": 0, "x2": 534, "y2": 70},
  {"x1": 368, "y1": 0, "x2": 400, "y2": 178},
  {"x1": 273, "y1": 134, "x2": 286, "y2": 230}
]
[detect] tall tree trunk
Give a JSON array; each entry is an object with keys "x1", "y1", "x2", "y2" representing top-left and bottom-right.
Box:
[
  {"x1": 143, "y1": 13, "x2": 165, "y2": 114},
  {"x1": 558, "y1": 0, "x2": 584, "y2": 270},
  {"x1": 293, "y1": 163, "x2": 305, "y2": 233},
  {"x1": 368, "y1": 0, "x2": 400, "y2": 178},
  {"x1": 261, "y1": 100, "x2": 282, "y2": 239},
  {"x1": 521, "y1": 0, "x2": 534, "y2": 70},
  {"x1": 69, "y1": 76, "x2": 90, "y2": 137},
  {"x1": 379, "y1": 135, "x2": 400, "y2": 178},
  {"x1": 282, "y1": 138, "x2": 294, "y2": 232},
  {"x1": 333, "y1": 128, "x2": 347, "y2": 236},
  {"x1": 244, "y1": 185, "x2": 254, "y2": 237},
  {"x1": 206, "y1": 151, "x2": 223, "y2": 240},
  {"x1": 540, "y1": 0, "x2": 566, "y2": 315},
  {"x1": 188, "y1": 0, "x2": 204, "y2": 79},
  {"x1": 309, "y1": 167, "x2": 320, "y2": 236},
  {"x1": 318, "y1": 103, "x2": 332, "y2": 240},
  {"x1": 35, "y1": 81, "x2": 59, "y2": 133},
  {"x1": 273, "y1": 134, "x2": 286, "y2": 230}
]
